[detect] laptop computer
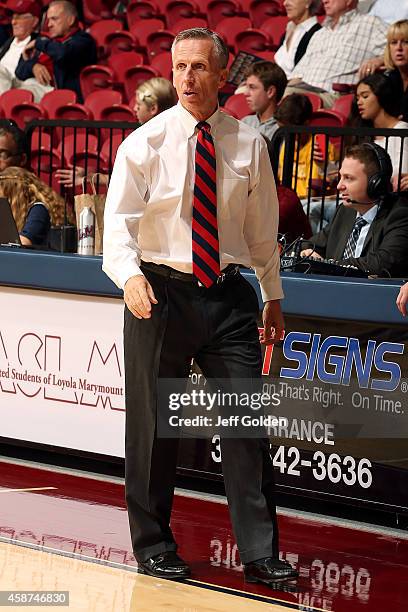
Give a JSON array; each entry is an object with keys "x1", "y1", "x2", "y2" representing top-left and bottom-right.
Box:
[{"x1": 0, "y1": 197, "x2": 22, "y2": 247}]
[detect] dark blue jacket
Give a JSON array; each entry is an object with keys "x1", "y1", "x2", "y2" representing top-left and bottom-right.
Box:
[{"x1": 15, "y1": 30, "x2": 97, "y2": 102}]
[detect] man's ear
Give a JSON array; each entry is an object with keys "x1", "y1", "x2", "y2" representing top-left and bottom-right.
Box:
[
  {"x1": 218, "y1": 68, "x2": 228, "y2": 90},
  {"x1": 266, "y1": 85, "x2": 276, "y2": 101},
  {"x1": 149, "y1": 103, "x2": 158, "y2": 117}
]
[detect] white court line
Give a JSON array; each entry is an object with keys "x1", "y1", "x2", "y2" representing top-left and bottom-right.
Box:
[{"x1": 0, "y1": 487, "x2": 57, "y2": 493}]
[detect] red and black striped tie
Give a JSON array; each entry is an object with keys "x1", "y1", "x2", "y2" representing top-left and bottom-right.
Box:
[{"x1": 192, "y1": 121, "x2": 220, "y2": 287}]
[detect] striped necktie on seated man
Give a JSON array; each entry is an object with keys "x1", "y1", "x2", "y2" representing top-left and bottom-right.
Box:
[
  {"x1": 342, "y1": 216, "x2": 367, "y2": 259},
  {"x1": 192, "y1": 121, "x2": 221, "y2": 287}
]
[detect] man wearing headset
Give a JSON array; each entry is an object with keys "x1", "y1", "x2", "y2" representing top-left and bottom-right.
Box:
[{"x1": 300, "y1": 142, "x2": 408, "y2": 277}]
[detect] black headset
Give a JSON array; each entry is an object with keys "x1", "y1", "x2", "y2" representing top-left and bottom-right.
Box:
[{"x1": 360, "y1": 142, "x2": 393, "y2": 200}]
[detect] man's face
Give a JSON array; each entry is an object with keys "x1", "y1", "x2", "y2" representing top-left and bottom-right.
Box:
[
  {"x1": 337, "y1": 157, "x2": 370, "y2": 208},
  {"x1": 47, "y1": 4, "x2": 75, "y2": 38},
  {"x1": 11, "y1": 13, "x2": 38, "y2": 41},
  {"x1": 322, "y1": 0, "x2": 352, "y2": 20},
  {"x1": 172, "y1": 38, "x2": 227, "y2": 120},
  {"x1": 244, "y1": 74, "x2": 273, "y2": 115},
  {"x1": 0, "y1": 134, "x2": 25, "y2": 171}
]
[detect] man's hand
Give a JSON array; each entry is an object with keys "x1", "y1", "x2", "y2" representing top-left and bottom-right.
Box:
[
  {"x1": 396, "y1": 282, "x2": 408, "y2": 316},
  {"x1": 32, "y1": 63, "x2": 52, "y2": 85},
  {"x1": 300, "y1": 248, "x2": 323, "y2": 259},
  {"x1": 260, "y1": 300, "x2": 284, "y2": 345},
  {"x1": 392, "y1": 173, "x2": 408, "y2": 192},
  {"x1": 22, "y1": 40, "x2": 36, "y2": 60},
  {"x1": 124, "y1": 274, "x2": 158, "y2": 319}
]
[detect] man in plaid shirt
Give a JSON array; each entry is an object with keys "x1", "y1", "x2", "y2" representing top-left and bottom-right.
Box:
[{"x1": 286, "y1": 0, "x2": 387, "y2": 106}]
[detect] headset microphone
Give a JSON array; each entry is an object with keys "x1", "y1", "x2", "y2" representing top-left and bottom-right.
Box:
[{"x1": 346, "y1": 198, "x2": 374, "y2": 205}]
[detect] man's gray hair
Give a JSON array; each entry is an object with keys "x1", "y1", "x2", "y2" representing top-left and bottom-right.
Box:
[
  {"x1": 48, "y1": 0, "x2": 78, "y2": 18},
  {"x1": 171, "y1": 28, "x2": 229, "y2": 69}
]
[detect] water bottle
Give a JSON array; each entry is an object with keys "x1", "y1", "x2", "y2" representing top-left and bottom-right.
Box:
[{"x1": 77, "y1": 206, "x2": 95, "y2": 255}]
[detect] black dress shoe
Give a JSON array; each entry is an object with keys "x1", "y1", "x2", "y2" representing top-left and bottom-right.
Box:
[
  {"x1": 244, "y1": 557, "x2": 299, "y2": 585},
  {"x1": 137, "y1": 551, "x2": 191, "y2": 580}
]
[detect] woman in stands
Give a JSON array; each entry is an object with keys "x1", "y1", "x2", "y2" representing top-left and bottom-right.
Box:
[
  {"x1": 352, "y1": 73, "x2": 408, "y2": 189},
  {"x1": 274, "y1": 0, "x2": 322, "y2": 76},
  {"x1": 0, "y1": 166, "x2": 64, "y2": 247},
  {"x1": 56, "y1": 77, "x2": 177, "y2": 187},
  {"x1": 383, "y1": 20, "x2": 408, "y2": 122}
]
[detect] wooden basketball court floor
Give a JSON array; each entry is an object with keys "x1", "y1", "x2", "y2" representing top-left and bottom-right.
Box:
[{"x1": 0, "y1": 457, "x2": 407, "y2": 611}]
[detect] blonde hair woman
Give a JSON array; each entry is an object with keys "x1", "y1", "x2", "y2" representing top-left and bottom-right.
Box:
[
  {"x1": 135, "y1": 77, "x2": 178, "y2": 123},
  {"x1": 0, "y1": 166, "x2": 65, "y2": 246},
  {"x1": 383, "y1": 20, "x2": 408, "y2": 121}
]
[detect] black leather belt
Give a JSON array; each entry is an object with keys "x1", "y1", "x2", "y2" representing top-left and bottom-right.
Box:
[{"x1": 141, "y1": 261, "x2": 241, "y2": 285}]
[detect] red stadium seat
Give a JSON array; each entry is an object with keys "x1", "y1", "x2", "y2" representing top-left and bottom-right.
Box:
[
  {"x1": 223, "y1": 93, "x2": 251, "y2": 119},
  {"x1": 55, "y1": 103, "x2": 93, "y2": 121},
  {"x1": 150, "y1": 52, "x2": 173, "y2": 79},
  {"x1": 126, "y1": 0, "x2": 159, "y2": 28},
  {"x1": 6, "y1": 101, "x2": 44, "y2": 128},
  {"x1": 166, "y1": 1, "x2": 198, "y2": 29},
  {"x1": 100, "y1": 104, "x2": 136, "y2": 122},
  {"x1": 332, "y1": 93, "x2": 354, "y2": 121},
  {"x1": 146, "y1": 30, "x2": 175, "y2": 59},
  {"x1": 249, "y1": 0, "x2": 281, "y2": 28},
  {"x1": 108, "y1": 51, "x2": 145, "y2": 82},
  {"x1": 235, "y1": 29, "x2": 271, "y2": 54},
  {"x1": 0, "y1": 89, "x2": 33, "y2": 118},
  {"x1": 83, "y1": 0, "x2": 117, "y2": 23},
  {"x1": 30, "y1": 148, "x2": 64, "y2": 192},
  {"x1": 30, "y1": 130, "x2": 52, "y2": 150},
  {"x1": 57, "y1": 133, "x2": 99, "y2": 166},
  {"x1": 172, "y1": 16, "x2": 208, "y2": 32},
  {"x1": 88, "y1": 19, "x2": 123, "y2": 49},
  {"x1": 105, "y1": 31, "x2": 137, "y2": 55},
  {"x1": 121, "y1": 65, "x2": 160, "y2": 101},
  {"x1": 302, "y1": 92, "x2": 323, "y2": 113},
  {"x1": 206, "y1": 0, "x2": 241, "y2": 29},
  {"x1": 254, "y1": 50, "x2": 275, "y2": 61},
  {"x1": 84, "y1": 90, "x2": 123, "y2": 119},
  {"x1": 40, "y1": 89, "x2": 77, "y2": 118},
  {"x1": 130, "y1": 18, "x2": 165, "y2": 48},
  {"x1": 101, "y1": 133, "x2": 129, "y2": 169},
  {"x1": 215, "y1": 17, "x2": 252, "y2": 51},
  {"x1": 80, "y1": 65, "x2": 115, "y2": 98},
  {"x1": 310, "y1": 109, "x2": 345, "y2": 127},
  {"x1": 260, "y1": 16, "x2": 288, "y2": 49}
]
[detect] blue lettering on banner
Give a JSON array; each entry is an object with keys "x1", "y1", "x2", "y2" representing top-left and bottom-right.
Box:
[{"x1": 280, "y1": 332, "x2": 403, "y2": 392}]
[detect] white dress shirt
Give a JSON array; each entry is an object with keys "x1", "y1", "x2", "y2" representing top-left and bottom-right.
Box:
[
  {"x1": 1, "y1": 36, "x2": 31, "y2": 76},
  {"x1": 375, "y1": 121, "x2": 408, "y2": 177},
  {"x1": 274, "y1": 16, "x2": 318, "y2": 76},
  {"x1": 102, "y1": 103, "x2": 283, "y2": 302},
  {"x1": 354, "y1": 204, "x2": 378, "y2": 257},
  {"x1": 289, "y1": 10, "x2": 387, "y2": 92}
]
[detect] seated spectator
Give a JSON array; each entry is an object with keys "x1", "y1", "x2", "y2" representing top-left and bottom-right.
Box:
[
  {"x1": 135, "y1": 76, "x2": 178, "y2": 123},
  {"x1": 0, "y1": 121, "x2": 29, "y2": 170},
  {"x1": 0, "y1": 0, "x2": 40, "y2": 94},
  {"x1": 383, "y1": 20, "x2": 408, "y2": 122},
  {"x1": 15, "y1": 0, "x2": 96, "y2": 102},
  {"x1": 286, "y1": 0, "x2": 387, "y2": 107},
  {"x1": 241, "y1": 61, "x2": 287, "y2": 140},
  {"x1": 275, "y1": 93, "x2": 338, "y2": 199},
  {"x1": 263, "y1": 134, "x2": 312, "y2": 241},
  {"x1": 274, "y1": 0, "x2": 321, "y2": 76},
  {"x1": 55, "y1": 77, "x2": 178, "y2": 187},
  {"x1": 0, "y1": 165, "x2": 65, "y2": 246},
  {"x1": 350, "y1": 73, "x2": 408, "y2": 188},
  {"x1": 300, "y1": 143, "x2": 408, "y2": 277},
  {"x1": 368, "y1": 0, "x2": 408, "y2": 25}
]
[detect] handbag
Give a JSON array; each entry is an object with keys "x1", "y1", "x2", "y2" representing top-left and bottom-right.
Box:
[{"x1": 74, "y1": 174, "x2": 106, "y2": 255}]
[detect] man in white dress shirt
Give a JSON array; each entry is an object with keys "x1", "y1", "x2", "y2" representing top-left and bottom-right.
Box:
[
  {"x1": 103, "y1": 27, "x2": 299, "y2": 586},
  {"x1": 0, "y1": 0, "x2": 40, "y2": 94}
]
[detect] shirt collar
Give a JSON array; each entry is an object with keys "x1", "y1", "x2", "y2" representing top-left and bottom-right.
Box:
[
  {"x1": 357, "y1": 204, "x2": 378, "y2": 223},
  {"x1": 176, "y1": 102, "x2": 221, "y2": 138},
  {"x1": 323, "y1": 8, "x2": 357, "y2": 29}
]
